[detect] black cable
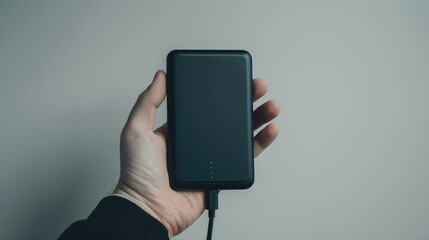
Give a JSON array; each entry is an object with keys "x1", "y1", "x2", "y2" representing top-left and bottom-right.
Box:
[
  {"x1": 207, "y1": 211, "x2": 214, "y2": 240},
  {"x1": 206, "y1": 190, "x2": 218, "y2": 240}
]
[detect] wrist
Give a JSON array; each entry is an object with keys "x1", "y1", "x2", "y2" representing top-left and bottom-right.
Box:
[{"x1": 113, "y1": 180, "x2": 176, "y2": 236}]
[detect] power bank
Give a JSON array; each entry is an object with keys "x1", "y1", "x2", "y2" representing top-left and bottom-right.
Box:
[{"x1": 166, "y1": 50, "x2": 254, "y2": 190}]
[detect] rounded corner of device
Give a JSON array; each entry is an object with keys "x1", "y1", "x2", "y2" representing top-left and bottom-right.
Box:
[
  {"x1": 167, "y1": 49, "x2": 180, "y2": 62},
  {"x1": 238, "y1": 50, "x2": 252, "y2": 62},
  {"x1": 169, "y1": 179, "x2": 183, "y2": 191},
  {"x1": 240, "y1": 176, "x2": 255, "y2": 189}
]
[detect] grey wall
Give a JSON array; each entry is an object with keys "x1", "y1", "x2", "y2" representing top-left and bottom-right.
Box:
[{"x1": 1, "y1": 0, "x2": 428, "y2": 239}]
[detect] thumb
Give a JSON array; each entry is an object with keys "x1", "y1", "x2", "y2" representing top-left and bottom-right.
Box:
[{"x1": 126, "y1": 70, "x2": 166, "y2": 130}]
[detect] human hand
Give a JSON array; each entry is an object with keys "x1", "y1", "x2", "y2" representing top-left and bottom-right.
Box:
[{"x1": 113, "y1": 70, "x2": 280, "y2": 236}]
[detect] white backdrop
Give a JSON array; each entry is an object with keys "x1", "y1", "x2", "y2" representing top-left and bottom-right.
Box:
[{"x1": 1, "y1": 1, "x2": 428, "y2": 239}]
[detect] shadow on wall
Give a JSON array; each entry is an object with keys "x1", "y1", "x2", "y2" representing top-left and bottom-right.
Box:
[{"x1": 8, "y1": 127, "x2": 117, "y2": 239}]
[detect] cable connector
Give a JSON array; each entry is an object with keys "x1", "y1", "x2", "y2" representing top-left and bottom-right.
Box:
[{"x1": 205, "y1": 190, "x2": 218, "y2": 240}]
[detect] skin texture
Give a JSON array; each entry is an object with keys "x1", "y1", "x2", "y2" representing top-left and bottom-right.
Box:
[{"x1": 114, "y1": 70, "x2": 280, "y2": 236}]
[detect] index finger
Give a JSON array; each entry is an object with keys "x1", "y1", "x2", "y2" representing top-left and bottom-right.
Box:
[{"x1": 253, "y1": 78, "x2": 268, "y2": 102}]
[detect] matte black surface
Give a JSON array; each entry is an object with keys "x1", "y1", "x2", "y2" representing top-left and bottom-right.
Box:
[{"x1": 166, "y1": 50, "x2": 254, "y2": 190}]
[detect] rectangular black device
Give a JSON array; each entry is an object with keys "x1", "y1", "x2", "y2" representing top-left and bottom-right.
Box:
[{"x1": 166, "y1": 50, "x2": 254, "y2": 190}]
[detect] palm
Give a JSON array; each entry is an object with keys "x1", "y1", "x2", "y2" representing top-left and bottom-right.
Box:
[{"x1": 118, "y1": 127, "x2": 205, "y2": 235}]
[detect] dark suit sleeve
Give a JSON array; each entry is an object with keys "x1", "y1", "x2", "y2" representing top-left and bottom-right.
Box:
[{"x1": 58, "y1": 196, "x2": 169, "y2": 240}]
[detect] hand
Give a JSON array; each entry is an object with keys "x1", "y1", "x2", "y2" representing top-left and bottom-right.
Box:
[{"x1": 113, "y1": 70, "x2": 280, "y2": 236}]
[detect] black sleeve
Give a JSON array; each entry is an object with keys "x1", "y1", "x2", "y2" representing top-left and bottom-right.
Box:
[{"x1": 58, "y1": 196, "x2": 169, "y2": 240}]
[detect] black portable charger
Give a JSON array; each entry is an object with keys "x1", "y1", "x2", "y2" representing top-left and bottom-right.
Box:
[{"x1": 166, "y1": 49, "x2": 254, "y2": 191}]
